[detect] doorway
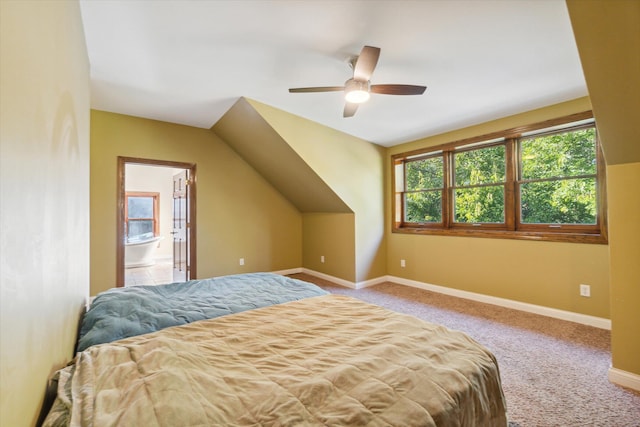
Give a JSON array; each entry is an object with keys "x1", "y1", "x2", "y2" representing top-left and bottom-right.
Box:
[{"x1": 117, "y1": 157, "x2": 197, "y2": 287}]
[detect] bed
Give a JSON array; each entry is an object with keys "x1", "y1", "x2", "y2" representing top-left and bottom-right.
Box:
[
  {"x1": 44, "y1": 273, "x2": 507, "y2": 426},
  {"x1": 76, "y1": 272, "x2": 329, "y2": 352}
]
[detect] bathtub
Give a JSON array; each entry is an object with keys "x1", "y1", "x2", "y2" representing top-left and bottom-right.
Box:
[{"x1": 125, "y1": 235, "x2": 165, "y2": 268}]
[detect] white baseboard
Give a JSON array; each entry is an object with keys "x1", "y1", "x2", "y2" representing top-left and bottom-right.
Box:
[
  {"x1": 609, "y1": 367, "x2": 640, "y2": 392},
  {"x1": 271, "y1": 267, "x2": 303, "y2": 276},
  {"x1": 272, "y1": 268, "x2": 354, "y2": 287},
  {"x1": 270, "y1": 268, "x2": 353, "y2": 286},
  {"x1": 285, "y1": 269, "x2": 611, "y2": 330},
  {"x1": 388, "y1": 275, "x2": 611, "y2": 330},
  {"x1": 355, "y1": 275, "x2": 389, "y2": 289},
  {"x1": 300, "y1": 268, "x2": 358, "y2": 289},
  {"x1": 296, "y1": 268, "x2": 390, "y2": 289}
]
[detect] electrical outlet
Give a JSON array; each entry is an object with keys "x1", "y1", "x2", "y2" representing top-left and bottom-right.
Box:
[
  {"x1": 320, "y1": 255, "x2": 325, "y2": 263},
  {"x1": 239, "y1": 258, "x2": 245, "y2": 266},
  {"x1": 400, "y1": 259, "x2": 406, "y2": 268},
  {"x1": 580, "y1": 284, "x2": 591, "y2": 297}
]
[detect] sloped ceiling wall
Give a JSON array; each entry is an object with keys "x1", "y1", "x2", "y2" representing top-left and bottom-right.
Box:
[
  {"x1": 567, "y1": 0, "x2": 640, "y2": 165},
  {"x1": 212, "y1": 98, "x2": 351, "y2": 213}
]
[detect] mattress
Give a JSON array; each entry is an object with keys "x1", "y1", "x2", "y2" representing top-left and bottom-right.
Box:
[{"x1": 45, "y1": 294, "x2": 507, "y2": 426}]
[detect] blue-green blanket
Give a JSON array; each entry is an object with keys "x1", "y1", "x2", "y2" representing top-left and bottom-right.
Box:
[{"x1": 77, "y1": 273, "x2": 328, "y2": 352}]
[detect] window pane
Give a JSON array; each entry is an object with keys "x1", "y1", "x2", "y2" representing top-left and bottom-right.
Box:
[
  {"x1": 521, "y1": 178, "x2": 596, "y2": 224},
  {"x1": 405, "y1": 191, "x2": 442, "y2": 223},
  {"x1": 406, "y1": 156, "x2": 443, "y2": 191},
  {"x1": 521, "y1": 128, "x2": 596, "y2": 180},
  {"x1": 394, "y1": 163, "x2": 404, "y2": 192},
  {"x1": 128, "y1": 197, "x2": 154, "y2": 219},
  {"x1": 455, "y1": 145, "x2": 505, "y2": 186},
  {"x1": 454, "y1": 186, "x2": 504, "y2": 223},
  {"x1": 128, "y1": 220, "x2": 154, "y2": 238}
]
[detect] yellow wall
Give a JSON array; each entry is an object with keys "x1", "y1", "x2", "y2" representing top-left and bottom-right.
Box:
[
  {"x1": 302, "y1": 213, "x2": 356, "y2": 280},
  {"x1": 607, "y1": 163, "x2": 640, "y2": 374},
  {"x1": 567, "y1": 0, "x2": 640, "y2": 377},
  {"x1": 386, "y1": 98, "x2": 610, "y2": 318},
  {"x1": 0, "y1": 1, "x2": 90, "y2": 426},
  {"x1": 246, "y1": 100, "x2": 388, "y2": 283},
  {"x1": 90, "y1": 111, "x2": 302, "y2": 295}
]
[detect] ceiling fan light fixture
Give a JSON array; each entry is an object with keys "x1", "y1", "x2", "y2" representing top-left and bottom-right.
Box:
[
  {"x1": 288, "y1": 46, "x2": 426, "y2": 117},
  {"x1": 344, "y1": 79, "x2": 370, "y2": 103}
]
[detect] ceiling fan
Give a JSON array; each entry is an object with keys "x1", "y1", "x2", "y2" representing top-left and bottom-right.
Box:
[{"x1": 288, "y1": 45, "x2": 427, "y2": 118}]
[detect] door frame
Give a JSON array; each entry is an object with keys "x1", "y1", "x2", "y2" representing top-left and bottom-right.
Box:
[{"x1": 116, "y1": 156, "x2": 197, "y2": 287}]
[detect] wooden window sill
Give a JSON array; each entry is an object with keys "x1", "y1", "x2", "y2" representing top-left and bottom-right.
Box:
[{"x1": 392, "y1": 226, "x2": 607, "y2": 244}]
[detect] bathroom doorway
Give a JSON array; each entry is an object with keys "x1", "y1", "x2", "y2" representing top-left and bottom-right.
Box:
[{"x1": 116, "y1": 157, "x2": 196, "y2": 287}]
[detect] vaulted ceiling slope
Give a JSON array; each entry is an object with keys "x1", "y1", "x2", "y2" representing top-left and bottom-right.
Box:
[
  {"x1": 79, "y1": 0, "x2": 587, "y2": 147},
  {"x1": 212, "y1": 98, "x2": 351, "y2": 213},
  {"x1": 567, "y1": 0, "x2": 640, "y2": 165}
]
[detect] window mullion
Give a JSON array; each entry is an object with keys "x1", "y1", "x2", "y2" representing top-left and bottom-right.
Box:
[
  {"x1": 514, "y1": 137, "x2": 523, "y2": 230},
  {"x1": 393, "y1": 159, "x2": 403, "y2": 228},
  {"x1": 443, "y1": 150, "x2": 452, "y2": 229},
  {"x1": 519, "y1": 173, "x2": 597, "y2": 185},
  {"x1": 401, "y1": 159, "x2": 407, "y2": 227},
  {"x1": 505, "y1": 139, "x2": 516, "y2": 231}
]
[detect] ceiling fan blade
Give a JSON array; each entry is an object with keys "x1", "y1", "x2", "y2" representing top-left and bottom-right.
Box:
[
  {"x1": 353, "y1": 46, "x2": 381, "y2": 81},
  {"x1": 343, "y1": 102, "x2": 359, "y2": 118},
  {"x1": 370, "y1": 84, "x2": 427, "y2": 95},
  {"x1": 289, "y1": 86, "x2": 344, "y2": 93}
]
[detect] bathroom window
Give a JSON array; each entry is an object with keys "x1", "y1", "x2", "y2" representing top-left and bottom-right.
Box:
[{"x1": 125, "y1": 192, "x2": 159, "y2": 240}]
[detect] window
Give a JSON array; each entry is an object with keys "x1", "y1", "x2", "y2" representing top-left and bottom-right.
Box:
[
  {"x1": 518, "y1": 125, "x2": 598, "y2": 228},
  {"x1": 125, "y1": 192, "x2": 159, "y2": 240},
  {"x1": 403, "y1": 153, "x2": 444, "y2": 224},
  {"x1": 392, "y1": 112, "x2": 607, "y2": 243},
  {"x1": 453, "y1": 142, "x2": 507, "y2": 226}
]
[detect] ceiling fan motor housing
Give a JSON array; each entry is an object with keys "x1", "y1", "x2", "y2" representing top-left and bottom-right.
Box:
[{"x1": 344, "y1": 78, "x2": 371, "y2": 103}]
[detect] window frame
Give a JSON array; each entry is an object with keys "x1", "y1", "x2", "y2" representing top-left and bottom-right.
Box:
[
  {"x1": 450, "y1": 140, "x2": 512, "y2": 230},
  {"x1": 392, "y1": 111, "x2": 608, "y2": 244},
  {"x1": 125, "y1": 191, "x2": 160, "y2": 239},
  {"x1": 401, "y1": 151, "x2": 446, "y2": 228}
]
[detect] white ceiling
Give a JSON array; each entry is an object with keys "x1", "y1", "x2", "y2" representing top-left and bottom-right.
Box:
[{"x1": 79, "y1": 0, "x2": 587, "y2": 147}]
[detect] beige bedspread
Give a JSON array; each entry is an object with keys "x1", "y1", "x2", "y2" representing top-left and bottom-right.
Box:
[{"x1": 45, "y1": 294, "x2": 507, "y2": 426}]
